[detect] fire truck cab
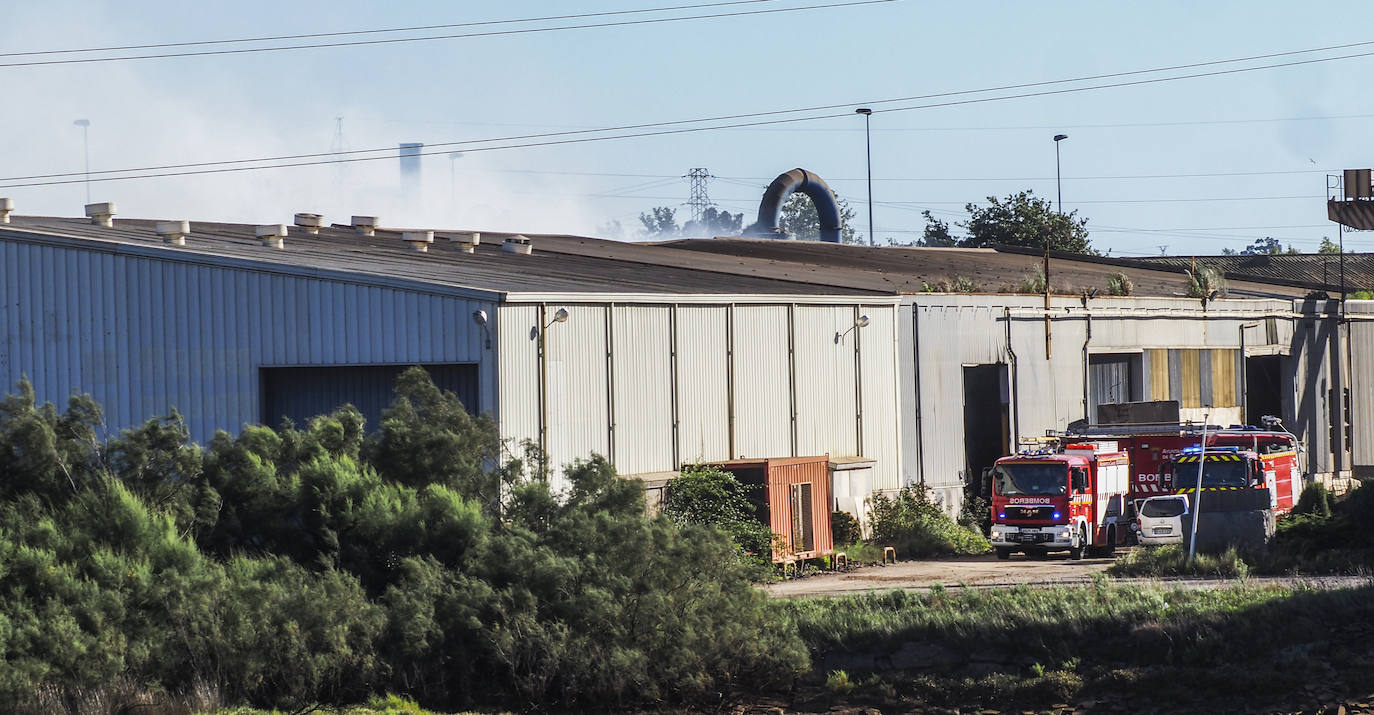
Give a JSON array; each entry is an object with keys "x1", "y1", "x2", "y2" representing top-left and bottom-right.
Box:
[
  {"x1": 1164, "y1": 441, "x2": 1300, "y2": 514},
  {"x1": 989, "y1": 442, "x2": 1131, "y2": 560}
]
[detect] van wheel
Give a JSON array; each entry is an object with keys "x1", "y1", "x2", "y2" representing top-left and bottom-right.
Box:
[
  {"x1": 1103, "y1": 526, "x2": 1117, "y2": 557},
  {"x1": 996, "y1": 548, "x2": 1012, "y2": 560},
  {"x1": 1070, "y1": 526, "x2": 1087, "y2": 560}
]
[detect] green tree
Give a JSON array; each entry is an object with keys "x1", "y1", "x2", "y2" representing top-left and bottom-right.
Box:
[
  {"x1": 637, "y1": 206, "x2": 681, "y2": 238},
  {"x1": 779, "y1": 191, "x2": 860, "y2": 244},
  {"x1": 661, "y1": 464, "x2": 775, "y2": 563},
  {"x1": 1319, "y1": 237, "x2": 1343, "y2": 254},
  {"x1": 922, "y1": 190, "x2": 1094, "y2": 254},
  {"x1": 682, "y1": 206, "x2": 744, "y2": 236}
]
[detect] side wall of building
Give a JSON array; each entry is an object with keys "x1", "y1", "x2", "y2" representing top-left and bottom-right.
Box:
[
  {"x1": 496, "y1": 301, "x2": 902, "y2": 495},
  {"x1": 0, "y1": 237, "x2": 498, "y2": 444},
  {"x1": 902, "y1": 295, "x2": 1338, "y2": 514}
]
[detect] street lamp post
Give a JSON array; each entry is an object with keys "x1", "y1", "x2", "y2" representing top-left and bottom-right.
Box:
[
  {"x1": 73, "y1": 119, "x2": 91, "y2": 204},
  {"x1": 1045, "y1": 133, "x2": 1068, "y2": 359},
  {"x1": 856, "y1": 108, "x2": 874, "y2": 246}
]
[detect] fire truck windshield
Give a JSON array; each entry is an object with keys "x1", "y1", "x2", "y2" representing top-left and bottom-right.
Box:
[
  {"x1": 993, "y1": 463, "x2": 1068, "y2": 497},
  {"x1": 1181, "y1": 459, "x2": 1250, "y2": 489}
]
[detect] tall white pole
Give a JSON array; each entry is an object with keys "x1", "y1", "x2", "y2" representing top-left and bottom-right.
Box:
[{"x1": 1188, "y1": 415, "x2": 1209, "y2": 562}]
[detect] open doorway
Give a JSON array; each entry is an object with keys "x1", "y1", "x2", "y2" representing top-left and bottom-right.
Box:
[
  {"x1": 1245, "y1": 355, "x2": 1285, "y2": 426},
  {"x1": 963, "y1": 364, "x2": 1010, "y2": 501}
]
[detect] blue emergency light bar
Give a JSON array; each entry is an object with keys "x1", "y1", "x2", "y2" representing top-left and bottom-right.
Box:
[{"x1": 1180, "y1": 446, "x2": 1242, "y2": 454}]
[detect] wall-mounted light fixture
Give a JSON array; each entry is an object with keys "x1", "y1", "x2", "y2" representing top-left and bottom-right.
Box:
[
  {"x1": 835, "y1": 314, "x2": 870, "y2": 344},
  {"x1": 544, "y1": 307, "x2": 570, "y2": 330},
  {"x1": 472, "y1": 309, "x2": 491, "y2": 349}
]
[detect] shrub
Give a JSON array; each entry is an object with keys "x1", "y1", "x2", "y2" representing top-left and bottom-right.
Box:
[
  {"x1": 868, "y1": 486, "x2": 991, "y2": 557},
  {"x1": 826, "y1": 670, "x2": 854, "y2": 695},
  {"x1": 950, "y1": 275, "x2": 978, "y2": 292},
  {"x1": 1016, "y1": 267, "x2": 1047, "y2": 294},
  {"x1": 1106, "y1": 271, "x2": 1134, "y2": 296},
  {"x1": 831, "y1": 511, "x2": 862, "y2": 546},
  {"x1": 662, "y1": 464, "x2": 776, "y2": 563},
  {"x1": 1292, "y1": 482, "x2": 1333, "y2": 518},
  {"x1": 1107, "y1": 544, "x2": 1250, "y2": 579},
  {"x1": 1185, "y1": 265, "x2": 1227, "y2": 299}
]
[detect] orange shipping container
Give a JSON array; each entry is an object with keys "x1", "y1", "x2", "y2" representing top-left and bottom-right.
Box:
[{"x1": 707, "y1": 456, "x2": 834, "y2": 562}]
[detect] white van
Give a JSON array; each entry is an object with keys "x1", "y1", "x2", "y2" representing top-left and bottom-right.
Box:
[{"x1": 1134, "y1": 494, "x2": 1189, "y2": 546}]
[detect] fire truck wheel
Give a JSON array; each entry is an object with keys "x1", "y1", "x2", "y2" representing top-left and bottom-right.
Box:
[
  {"x1": 1070, "y1": 526, "x2": 1087, "y2": 560},
  {"x1": 995, "y1": 548, "x2": 1012, "y2": 560}
]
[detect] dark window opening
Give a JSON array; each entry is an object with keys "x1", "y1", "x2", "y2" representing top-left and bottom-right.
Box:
[
  {"x1": 1245, "y1": 355, "x2": 1285, "y2": 427},
  {"x1": 790, "y1": 482, "x2": 814, "y2": 553}
]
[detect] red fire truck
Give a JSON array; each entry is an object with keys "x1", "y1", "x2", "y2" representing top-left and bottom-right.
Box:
[
  {"x1": 1061, "y1": 420, "x2": 1303, "y2": 514},
  {"x1": 988, "y1": 442, "x2": 1131, "y2": 560}
]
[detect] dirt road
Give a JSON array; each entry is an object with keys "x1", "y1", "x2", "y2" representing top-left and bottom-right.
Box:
[{"x1": 764, "y1": 552, "x2": 1116, "y2": 598}]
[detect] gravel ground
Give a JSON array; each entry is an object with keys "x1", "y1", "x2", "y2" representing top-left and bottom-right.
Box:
[{"x1": 762, "y1": 550, "x2": 1372, "y2": 598}]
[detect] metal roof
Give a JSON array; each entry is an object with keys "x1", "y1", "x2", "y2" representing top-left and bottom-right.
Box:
[
  {"x1": 1120, "y1": 253, "x2": 1374, "y2": 293},
  {"x1": 658, "y1": 238, "x2": 1312, "y2": 299},
  {"x1": 0, "y1": 216, "x2": 885, "y2": 300}
]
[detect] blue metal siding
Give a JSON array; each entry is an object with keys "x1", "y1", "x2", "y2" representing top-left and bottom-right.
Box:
[{"x1": 1, "y1": 238, "x2": 495, "y2": 444}]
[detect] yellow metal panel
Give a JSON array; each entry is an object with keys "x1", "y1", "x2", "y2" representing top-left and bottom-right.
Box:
[
  {"x1": 1148, "y1": 349, "x2": 1170, "y2": 401},
  {"x1": 1181, "y1": 349, "x2": 1201, "y2": 408},
  {"x1": 1211, "y1": 348, "x2": 1236, "y2": 407}
]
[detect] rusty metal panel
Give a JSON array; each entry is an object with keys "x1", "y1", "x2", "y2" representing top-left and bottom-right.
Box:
[
  {"x1": 731, "y1": 305, "x2": 792, "y2": 458},
  {"x1": 793, "y1": 306, "x2": 858, "y2": 459},
  {"x1": 674, "y1": 306, "x2": 730, "y2": 464},
  {"x1": 1147, "y1": 349, "x2": 1171, "y2": 402},
  {"x1": 1180, "y1": 350, "x2": 1202, "y2": 408},
  {"x1": 860, "y1": 306, "x2": 901, "y2": 492},
  {"x1": 768, "y1": 457, "x2": 834, "y2": 559},
  {"x1": 544, "y1": 304, "x2": 610, "y2": 485},
  {"x1": 1211, "y1": 349, "x2": 1237, "y2": 408},
  {"x1": 611, "y1": 306, "x2": 673, "y2": 475}
]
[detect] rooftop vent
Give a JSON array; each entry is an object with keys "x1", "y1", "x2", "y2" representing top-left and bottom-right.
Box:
[
  {"x1": 402, "y1": 230, "x2": 434, "y2": 252},
  {"x1": 156, "y1": 220, "x2": 190, "y2": 246},
  {"x1": 502, "y1": 235, "x2": 532, "y2": 255},
  {"x1": 351, "y1": 215, "x2": 379, "y2": 237},
  {"x1": 0, "y1": 198, "x2": 12, "y2": 224},
  {"x1": 451, "y1": 232, "x2": 480, "y2": 253},
  {"x1": 85, "y1": 201, "x2": 116, "y2": 227},
  {"x1": 294, "y1": 213, "x2": 324, "y2": 234},
  {"x1": 256, "y1": 224, "x2": 288, "y2": 249}
]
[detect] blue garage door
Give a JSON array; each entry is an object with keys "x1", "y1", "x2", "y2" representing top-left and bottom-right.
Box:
[{"x1": 261, "y1": 363, "x2": 479, "y2": 432}]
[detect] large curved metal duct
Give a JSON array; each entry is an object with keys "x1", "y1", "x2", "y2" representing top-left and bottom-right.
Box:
[{"x1": 742, "y1": 168, "x2": 842, "y2": 242}]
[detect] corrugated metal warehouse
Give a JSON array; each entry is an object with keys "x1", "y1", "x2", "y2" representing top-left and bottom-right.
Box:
[
  {"x1": 0, "y1": 210, "x2": 902, "y2": 503},
  {"x1": 1, "y1": 205, "x2": 1364, "y2": 528}
]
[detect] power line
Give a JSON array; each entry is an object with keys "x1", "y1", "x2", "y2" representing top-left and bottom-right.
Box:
[
  {"x1": 7, "y1": 39, "x2": 1374, "y2": 189},
  {"x1": 0, "y1": 0, "x2": 894, "y2": 68},
  {"x1": 0, "y1": 0, "x2": 780, "y2": 58}
]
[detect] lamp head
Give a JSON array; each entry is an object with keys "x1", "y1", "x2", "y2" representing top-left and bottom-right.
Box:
[
  {"x1": 855, "y1": 107, "x2": 872, "y2": 116},
  {"x1": 552, "y1": 308, "x2": 570, "y2": 324},
  {"x1": 855, "y1": 314, "x2": 870, "y2": 328},
  {"x1": 1054, "y1": 133, "x2": 1068, "y2": 142},
  {"x1": 74, "y1": 119, "x2": 90, "y2": 128},
  {"x1": 472, "y1": 309, "x2": 488, "y2": 326}
]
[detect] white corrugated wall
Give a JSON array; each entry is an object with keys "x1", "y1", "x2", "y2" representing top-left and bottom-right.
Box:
[
  {"x1": 611, "y1": 305, "x2": 673, "y2": 475},
  {"x1": 730, "y1": 305, "x2": 792, "y2": 458},
  {"x1": 674, "y1": 306, "x2": 730, "y2": 464},
  {"x1": 543, "y1": 305, "x2": 610, "y2": 480},
  {"x1": 859, "y1": 306, "x2": 901, "y2": 492},
  {"x1": 793, "y1": 305, "x2": 858, "y2": 458}
]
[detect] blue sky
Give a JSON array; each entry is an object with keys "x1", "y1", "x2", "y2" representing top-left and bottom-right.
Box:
[{"x1": 3, "y1": 1, "x2": 1372, "y2": 256}]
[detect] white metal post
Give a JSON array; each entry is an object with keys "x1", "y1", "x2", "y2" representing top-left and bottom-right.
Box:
[{"x1": 1188, "y1": 414, "x2": 1209, "y2": 562}]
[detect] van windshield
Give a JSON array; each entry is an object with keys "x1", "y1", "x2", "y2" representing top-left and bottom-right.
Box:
[
  {"x1": 993, "y1": 463, "x2": 1067, "y2": 497},
  {"x1": 1141, "y1": 497, "x2": 1186, "y2": 518}
]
